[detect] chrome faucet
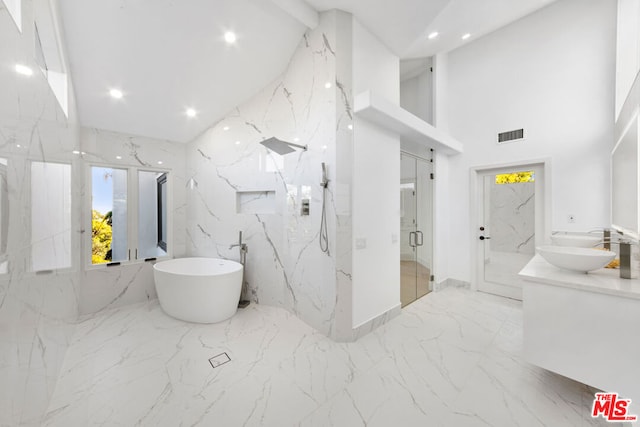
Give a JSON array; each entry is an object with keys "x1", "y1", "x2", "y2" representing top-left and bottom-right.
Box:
[
  {"x1": 229, "y1": 231, "x2": 248, "y2": 264},
  {"x1": 593, "y1": 237, "x2": 636, "y2": 279}
]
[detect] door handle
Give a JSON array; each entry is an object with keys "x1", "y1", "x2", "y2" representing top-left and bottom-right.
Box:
[
  {"x1": 416, "y1": 230, "x2": 424, "y2": 246},
  {"x1": 409, "y1": 231, "x2": 416, "y2": 247},
  {"x1": 479, "y1": 236, "x2": 491, "y2": 241}
]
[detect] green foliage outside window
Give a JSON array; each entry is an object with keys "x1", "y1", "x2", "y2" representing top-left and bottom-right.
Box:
[{"x1": 92, "y1": 210, "x2": 112, "y2": 264}]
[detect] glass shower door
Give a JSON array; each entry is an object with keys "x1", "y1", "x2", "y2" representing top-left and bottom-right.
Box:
[{"x1": 400, "y1": 153, "x2": 433, "y2": 307}]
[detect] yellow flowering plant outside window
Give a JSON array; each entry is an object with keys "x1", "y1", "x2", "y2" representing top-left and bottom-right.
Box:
[{"x1": 495, "y1": 171, "x2": 535, "y2": 184}]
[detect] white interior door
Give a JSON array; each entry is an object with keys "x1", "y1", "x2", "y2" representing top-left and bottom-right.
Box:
[{"x1": 477, "y1": 165, "x2": 544, "y2": 300}]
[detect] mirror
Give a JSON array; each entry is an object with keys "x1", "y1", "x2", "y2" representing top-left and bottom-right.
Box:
[{"x1": 611, "y1": 111, "x2": 639, "y2": 239}]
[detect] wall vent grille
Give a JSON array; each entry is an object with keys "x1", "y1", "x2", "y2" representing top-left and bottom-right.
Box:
[{"x1": 497, "y1": 129, "x2": 524, "y2": 144}]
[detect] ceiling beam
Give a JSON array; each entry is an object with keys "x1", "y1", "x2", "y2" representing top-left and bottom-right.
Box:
[{"x1": 269, "y1": 0, "x2": 319, "y2": 29}]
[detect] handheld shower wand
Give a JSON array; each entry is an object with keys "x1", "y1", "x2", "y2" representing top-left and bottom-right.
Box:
[
  {"x1": 321, "y1": 162, "x2": 329, "y2": 188},
  {"x1": 320, "y1": 163, "x2": 329, "y2": 254}
]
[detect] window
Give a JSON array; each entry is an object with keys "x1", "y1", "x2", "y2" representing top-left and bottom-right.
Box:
[
  {"x1": 91, "y1": 167, "x2": 128, "y2": 264},
  {"x1": 31, "y1": 161, "x2": 71, "y2": 271},
  {"x1": 89, "y1": 165, "x2": 170, "y2": 266},
  {"x1": 495, "y1": 171, "x2": 535, "y2": 185},
  {"x1": 137, "y1": 171, "x2": 167, "y2": 259}
]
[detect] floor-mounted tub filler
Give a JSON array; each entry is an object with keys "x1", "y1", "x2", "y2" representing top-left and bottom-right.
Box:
[{"x1": 153, "y1": 257, "x2": 243, "y2": 323}]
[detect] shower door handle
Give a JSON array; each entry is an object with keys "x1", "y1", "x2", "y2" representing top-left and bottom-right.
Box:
[
  {"x1": 416, "y1": 231, "x2": 424, "y2": 246},
  {"x1": 479, "y1": 236, "x2": 491, "y2": 241},
  {"x1": 409, "y1": 231, "x2": 416, "y2": 248}
]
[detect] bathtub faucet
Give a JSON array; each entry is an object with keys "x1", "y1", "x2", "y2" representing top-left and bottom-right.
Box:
[{"x1": 230, "y1": 231, "x2": 248, "y2": 264}]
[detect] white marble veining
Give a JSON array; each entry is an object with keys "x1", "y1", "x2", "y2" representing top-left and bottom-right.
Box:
[
  {"x1": 186, "y1": 11, "x2": 356, "y2": 339},
  {"x1": 489, "y1": 180, "x2": 535, "y2": 254},
  {"x1": 0, "y1": 1, "x2": 82, "y2": 425},
  {"x1": 79, "y1": 128, "x2": 188, "y2": 315},
  {"x1": 520, "y1": 254, "x2": 640, "y2": 299},
  {"x1": 43, "y1": 287, "x2": 610, "y2": 426}
]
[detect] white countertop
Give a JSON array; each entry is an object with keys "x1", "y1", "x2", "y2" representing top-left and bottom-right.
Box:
[{"x1": 519, "y1": 255, "x2": 640, "y2": 300}]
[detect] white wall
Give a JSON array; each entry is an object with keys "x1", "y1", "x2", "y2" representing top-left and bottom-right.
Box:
[
  {"x1": 615, "y1": 0, "x2": 640, "y2": 120},
  {"x1": 351, "y1": 19, "x2": 401, "y2": 327},
  {"x1": 353, "y1": 19, "x2": 399, "y2": 102},
  {"x1": 441, "y1": 0, "x2": 616, "y2": 282}
]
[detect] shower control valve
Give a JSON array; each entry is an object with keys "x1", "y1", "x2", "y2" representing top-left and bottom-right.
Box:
[{"x1": 301, "y1": 199, "x2": 310, "y2": 216}]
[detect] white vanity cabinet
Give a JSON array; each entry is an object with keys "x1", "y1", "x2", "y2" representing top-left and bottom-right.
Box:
[{"x1": 520, "y1": 256, "x2": 640, "y2": 413}]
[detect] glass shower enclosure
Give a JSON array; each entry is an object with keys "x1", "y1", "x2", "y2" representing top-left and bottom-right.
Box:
[{"x1": 400, "y1": 152, "x2": 433, "y2": 307}]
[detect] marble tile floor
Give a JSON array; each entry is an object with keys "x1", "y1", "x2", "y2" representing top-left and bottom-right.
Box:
[{"x1": 42, "y1": 287, "x2": 614, "y2": 426}]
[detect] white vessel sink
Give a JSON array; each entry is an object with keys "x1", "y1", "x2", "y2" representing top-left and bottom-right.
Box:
[
  {"x1": 537, "y1": 245, "x2": 616, "y2": 273},
  {"x1": 550, "y1": 234, "x2": 601, "y2": 248}
]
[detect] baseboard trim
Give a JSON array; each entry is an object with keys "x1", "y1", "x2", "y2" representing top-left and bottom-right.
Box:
[
  {"x1": 434, "y1": 278, "x2": 470, "y2": 292},
  {"x1": 348, "y1": 303, "x2": 401, "y2": 342}
]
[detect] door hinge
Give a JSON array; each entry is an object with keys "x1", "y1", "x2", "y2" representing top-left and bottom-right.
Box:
[
  {"x1": 430, "y1": 173, "x2": 434, "y2": 180},
  {"x1": 430, "y1": 274, "x2": 435, "y2": 281}
]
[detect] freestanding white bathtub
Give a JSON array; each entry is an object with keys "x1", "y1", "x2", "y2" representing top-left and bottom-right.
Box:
[{"x1": 153, "y1": 257, "x2": 243, "y2": 323}]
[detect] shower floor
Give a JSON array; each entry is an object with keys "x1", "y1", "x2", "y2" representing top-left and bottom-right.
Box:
[{"x1": 42, "y1": 287, "x2": 605, "y2": 426}]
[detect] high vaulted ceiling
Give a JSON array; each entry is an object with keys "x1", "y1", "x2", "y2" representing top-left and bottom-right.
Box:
[{"x1": 58, "y1": 0, "x2": 557, "y2": 143}]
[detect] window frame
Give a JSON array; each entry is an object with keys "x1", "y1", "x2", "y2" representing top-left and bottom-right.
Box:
[{"x1": 85, "y1": 162, "x2": 172, "y2": 270}]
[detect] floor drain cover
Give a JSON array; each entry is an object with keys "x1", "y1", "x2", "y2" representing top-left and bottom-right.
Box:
[{"x1": 209, "y1": 352, "x2": 231, "y2": 369}]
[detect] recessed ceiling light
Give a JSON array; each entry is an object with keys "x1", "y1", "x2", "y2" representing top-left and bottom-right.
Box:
[
  {"x1": 157, "y1": 161, "x2": 163, "y2": 165},
  {"x1": 462, "y1": 33, "x2": 471, "y2": 40},
  {"x1": 235, "y1": 141, "x2": 240, "y2": 145},
  {"x1": 72, "y1": 150, "x2": 80, "y2": 154},
  {"x1": 223, "y1": 126, "x2": 230, "y2": 131},
  {"x1": 15, "y1": 64, "x2": 33, "y2": 76},
  {"x1": 116, "y1": 155, "x2": 122, "y2": 160},
  {"x1": 16, "y1": 144, "x2": 20, "y2": 148},
  {"x1": 324, "y1": 82, "x2": 332, "y2": 89},
  {"x1": 186, "y1": 108, "x2": 197, "y2": 118},
  {"x1": 294, "y1": 137, "x2": 300, "y2": 142},
  {"x1": 224, "y1": 31, "x2": 237, "y2": 44},
  {"x1": 428, "y1": 32, "x2": 439, "y2": 40},
  {"x1": 109, "y1": 89, "x2": 123, "y2": 99},
  {"x1": 347, "y1": 124, "x2": 353, "y2": 130}
]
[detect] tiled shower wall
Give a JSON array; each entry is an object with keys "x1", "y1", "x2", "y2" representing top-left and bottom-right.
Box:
[
  {"x1": 186, "y1": 10, "x2": 355, "y2": 338},
  {"x1": 0, "y1": 1, "x2": 81, "y2": 424}
]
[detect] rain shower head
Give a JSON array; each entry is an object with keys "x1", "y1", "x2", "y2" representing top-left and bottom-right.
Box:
[{"x1": 260, "y1": 137, "x2": 307, "y2": 155}]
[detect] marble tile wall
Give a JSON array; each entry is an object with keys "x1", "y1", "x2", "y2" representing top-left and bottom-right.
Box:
[
  {"x1": 186, "y1": 10, "x2": 353, "y2": 338},
  {"x1": 489, "y1": 180, "x2": 535, "y2": 254},
  {"x1": 79, "y1": 128, "x2": 187, "y2": 315},
  {"x1": 0, "y1": 1, "x2": 82, "y2": 425}
]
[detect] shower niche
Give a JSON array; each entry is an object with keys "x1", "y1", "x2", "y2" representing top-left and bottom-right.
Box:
[{"x1": 236, "y1": 190, "x2": 276, "y2": 214}]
